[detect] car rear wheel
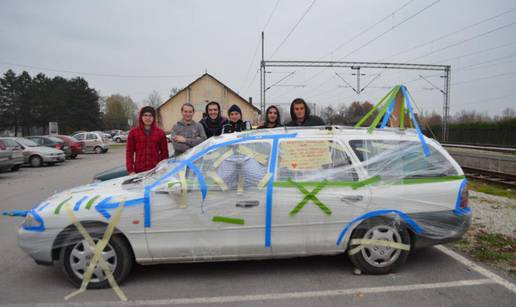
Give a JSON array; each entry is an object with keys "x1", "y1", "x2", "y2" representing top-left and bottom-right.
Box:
[
  {"x1": 59, "y1": 231, "x2": 133, "y2": 289},
  {"x1": 30, "y1": 155, "x2": 43, "y2": 167},
  {"x1": 348, "y1": 218, "x2": 410, "y2": 274},
  {"x1": 71, "y1": 154, "x2": 77, "y2": 159},
  {"x1": 94, "y1": 146, "x2": 103, "y2": 154},
  {"x1": 114, "y1": 138, "x2": 121, "y2": 143}
]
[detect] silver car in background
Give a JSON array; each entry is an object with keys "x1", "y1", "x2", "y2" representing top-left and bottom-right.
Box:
[
  {"x1": 11, "y1": 137, "x2": 65, "y2": 167},
  {"x1": 0, "y1": 138, "x2": 24, "y2": 171},
  {"x1": 113, "y1": 131, "x2": 128, "y2": 143},
  {"x1": 72, "y1": 132, "x2": 110, "y2": 154}
]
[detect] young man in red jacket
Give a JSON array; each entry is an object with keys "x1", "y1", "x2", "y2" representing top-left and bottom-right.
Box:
[{"x1": 126, "y1": 106, "x2": 169, "y2": 174}]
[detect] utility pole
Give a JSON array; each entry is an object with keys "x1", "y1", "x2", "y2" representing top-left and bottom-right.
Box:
[
  {"x1": 442, "y1": 66, "x2": 451, "y2": 143},
  {"x1": 260, "y1": 32, "x2": 266, "y2": 114}
]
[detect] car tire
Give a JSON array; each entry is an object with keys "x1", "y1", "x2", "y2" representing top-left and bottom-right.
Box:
[
  {"x1": 114, "y1": 138, "x2": 121, "y2": 143},
  {"x1": 94, "y1": 146, "x2": 103, "y2": 154},
  {"x1": 71, "y1": 154, "x2": 77, "y2": 159},
  {"x1": 29, "y1": 155, "x2": 43, "y2": 167},
  {"x1": 347, "y1": 217, "x2": 411, "y2": 275},
  {"x1": 59, "y1": 227, "x2": 134, "y2": 289},
  {"x1": 11, "y1": 164, "x2": 20, "y2": 171}
]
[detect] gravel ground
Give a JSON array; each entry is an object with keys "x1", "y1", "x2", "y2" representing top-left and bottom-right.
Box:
[{"x1": 469, "y1": 190, "x2": 516, "y2": 239}]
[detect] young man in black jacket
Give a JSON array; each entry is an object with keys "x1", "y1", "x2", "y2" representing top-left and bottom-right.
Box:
[
  {"x1": 285, "y1": 98, "x2": 325, "y2": 127},
  {"x1": 199, "y1": 101, "x2": 228, "y2": 138}
]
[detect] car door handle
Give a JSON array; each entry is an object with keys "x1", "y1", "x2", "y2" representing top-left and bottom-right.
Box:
[
  {"x1": 236, "y1": 200, "x2": 259, "y2": 208},
  {"x1": 340, "y1": 195, "x2": 363, "y2": 202}
]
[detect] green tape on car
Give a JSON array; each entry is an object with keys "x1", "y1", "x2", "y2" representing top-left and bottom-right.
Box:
[
  {"x1": 212, "y1": 216, "x2": 245, "y2": 225},
  {"x1": 85, "y1": 195, "x2": 100, "y2": 210},
  {"x1": 54, "y1": 196, "x2": 72, "y2": 215}
]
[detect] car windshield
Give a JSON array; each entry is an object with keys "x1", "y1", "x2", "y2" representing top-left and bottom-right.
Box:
[
  {"x1": 138, "y1": 137, "x2": 215, "y2": 184},
  {"x1": 16, "y1": 138, "x2": 38, "y2": 147}
]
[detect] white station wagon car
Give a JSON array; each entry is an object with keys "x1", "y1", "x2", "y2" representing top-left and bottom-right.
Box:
[{"x1": 17, "y1": 126, "x2": 471, "y2": 288}]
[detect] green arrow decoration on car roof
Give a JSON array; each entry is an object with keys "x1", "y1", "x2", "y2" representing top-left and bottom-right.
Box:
[{"x1": 355, "y1": 85, "x2": 431, "y2": 157}]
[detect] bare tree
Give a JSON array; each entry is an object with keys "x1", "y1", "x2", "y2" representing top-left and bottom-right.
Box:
[{"x1": 144, "y1": 90, "x2": 162, "y2": 109}]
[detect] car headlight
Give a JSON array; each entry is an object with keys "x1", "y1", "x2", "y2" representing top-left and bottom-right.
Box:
[{"x1": 22, "y1": 213, "x2": 37, "y2": 228}]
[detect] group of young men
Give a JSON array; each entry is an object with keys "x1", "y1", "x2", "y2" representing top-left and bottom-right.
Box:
[{"x1": 126, "y1": 98, "x2": 325, "y2": 174}]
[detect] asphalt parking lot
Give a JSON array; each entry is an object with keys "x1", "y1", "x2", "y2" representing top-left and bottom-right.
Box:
[{"x1": 0, "y1": 146, "x2": 514, "y2": 307}]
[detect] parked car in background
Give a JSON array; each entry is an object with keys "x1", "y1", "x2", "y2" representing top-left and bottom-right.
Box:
[
  {"x1": 94, "y1": 131, "x2": 112, "y2": 140},
  {"x1": 113, "y1": 131, "x2": 128, "y2": 143},
  {"x1": 72, "y1": 132, "x2": 109, "y2": 154},
  {"x1": 0, "y1": 141, "x2": 14, "y2": 172},
  {"x1": 0, "y1": 138, "x2": 24, "y2": 171},
  {"x1": 54, "y1": 135, "x2": 84, "y2": 159},
  {"x1": 26, "y1": 136, "x2": 72, "y2": 159},
  {"x1": 10, "y1": 137, "x2": 65, "y2": 167}
]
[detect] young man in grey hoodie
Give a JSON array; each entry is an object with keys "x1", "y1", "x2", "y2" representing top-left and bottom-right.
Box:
[{"x1": 171, "y1": 103, "x2": 207, "y2": 156}]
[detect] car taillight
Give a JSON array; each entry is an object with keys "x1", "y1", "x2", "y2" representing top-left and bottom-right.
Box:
[
  {"x1": 55, "y1": 144, "x2": 62, "y2": 150},
  {"x1": 460, "y1": 182, "x2": 469, "y2": 210},
  {"x1": 0, "y1": 142, "x2": 5, "y2": 150}
]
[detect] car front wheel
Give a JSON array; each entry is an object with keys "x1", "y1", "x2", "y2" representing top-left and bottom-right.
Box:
[
  {"x1": 59, "y1": 231, "x2": 134, "y2": 289},
  {"x1": 30, "y1": 155, "x2": 43, "y2": 167},
  {"x1": 348, "y1": 218, "x2": 411, "y2": 275}
]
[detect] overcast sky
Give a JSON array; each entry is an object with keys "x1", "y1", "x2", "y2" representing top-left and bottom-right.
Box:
[{"x1": 1, "y1": 0, "x2": 515, "y2": 117}]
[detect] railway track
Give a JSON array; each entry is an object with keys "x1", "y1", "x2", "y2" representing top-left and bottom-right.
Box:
[{"x1": 462, "y1": 167, "x2": 516, "y2": 188}]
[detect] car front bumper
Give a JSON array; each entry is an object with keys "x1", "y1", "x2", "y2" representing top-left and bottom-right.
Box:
[
  {"x1": 17, "y1": 226, "x2": 60, "y2": 265},
  {"x1": 42, "y1": 154, "x2": 65, "y2": 163}
]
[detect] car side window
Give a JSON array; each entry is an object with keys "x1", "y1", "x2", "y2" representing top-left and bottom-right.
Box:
[
  {"x1": 86, "y1": 133, "x2": 96, "y2": 140},
  {"x1": 349, "y1": 140, "x2": 458, "y2": 178},
  {"x1": 277, "y1": 140, "x2": 358, "y2": 182},
  {"x1": 74, "y1": 134, "x2": 84, "y2": 140},
  {"x1": 188, "y1": 141, "x2": 271, "y2": 191}
]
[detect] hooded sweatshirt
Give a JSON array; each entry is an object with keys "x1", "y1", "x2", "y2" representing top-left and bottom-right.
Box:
[
  {"x1": 285, "y1": 99, "x2": 325, "y2": 127},
  {"x1": 199, "y1": 102, "x2": 228, "y2": 137},
  {"x1": 126, "y1": 107, "x2": 169, "y2": 173}
]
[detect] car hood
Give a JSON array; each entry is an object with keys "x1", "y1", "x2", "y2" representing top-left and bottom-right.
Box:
[{"x1": 33, "y1": 176, "x2": 146, "y2": 224}]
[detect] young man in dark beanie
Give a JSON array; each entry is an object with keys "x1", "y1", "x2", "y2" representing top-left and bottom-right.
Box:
[
  {"x1": 222, "y1": 104, "x2": 252, "y2": 134},
  {"x1": 199, "y1": 101, "x2": 228, "y2": 138},
  {"x1": 126, "y1": 106, "x2": 169, "y2": 174}
]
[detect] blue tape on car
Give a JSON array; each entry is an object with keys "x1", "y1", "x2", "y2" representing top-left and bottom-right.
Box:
[
  {"x1": 22, "y1": 209, "x2": 45, "y2": 232},
  {"x1": 73, "y1": 196, "x2": 88, "y2": 212},
  {"x1": 380, "y1": 97, "x2": 396, "y2": 128},
  {"x1": 185, "y1": 161, "x2": 207, "y2": 201},
  {"x1": 143, "y1": 133, "x2": 298, "y2": 228},
  {"x1": 95, "y1": 197, "x2": 145, "y2": 220},
  {"x1": 2, "y1": 210, "x2": 29, "y2": 217},
  {"x1": 335, "y1": 209, "x2": 424, "y2": 246},
  {"x1": 265, "y1": 138, "x2": 280, "y2": 247},
  {"x1": 401, "y1": 85, "x2": 431, "y2": 157},
  {"x1": 37, "y1": 202, "x2": 50, "y2": 212},
  {"x1": 454, "y1": 179, "x2": 471, "y2": 216}
]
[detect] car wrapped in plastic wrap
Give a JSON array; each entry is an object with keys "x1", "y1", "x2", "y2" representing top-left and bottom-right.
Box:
[{"x1": 14, "y1": 126, "x2": 471, "y2": 288}]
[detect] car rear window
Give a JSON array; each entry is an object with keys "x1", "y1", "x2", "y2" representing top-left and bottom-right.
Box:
[
  {"x1": 48, "y1": 136, "x2": 64, "y2": 143},
  {"x1": 349, "y1": 139, "x2": 458, "y2": 179}
]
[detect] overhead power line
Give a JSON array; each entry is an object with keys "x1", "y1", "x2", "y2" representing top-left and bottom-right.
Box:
[
  {"x1": 269, "y1": 0, "x2": 318, "y2": 59},
  {"x1": 0, "y1": 61, "x2": 197, "y2": 79}
]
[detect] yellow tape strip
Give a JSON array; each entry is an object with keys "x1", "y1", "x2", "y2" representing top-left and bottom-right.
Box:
[
  {"x1": 257, "y1": 173, "x2": 272, "y2": 190},
  {"x1": 329, "y1": 142, "x2": 348, "y2": 153},
  {"x1": 64, "y1": 202, "x2": 127, "y2": 301},
  {"x1": 238, "y1": 145, "x2": 268, "y2": 165},
  {"x1": 237, "y1": 174, "x2": 244, "y2": 194},
  {"x1": 213, "y1": 149, "x2": 234, "y2": 168},
  {"x1": 203, "y1": 151, "x2": 221, "y2": 160},
  {"x1": 207, "y1": 171, "x2": 228, "y2": 191},
  {"x1": 348, "y1": 239, "x2": 410, "y2": 256},
  {"x1": 179, "y1": 169, "x2": 187, "y2": 208},
  {"x1": 354, "y1": 147, "x2": 371, "y2": 153}
]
